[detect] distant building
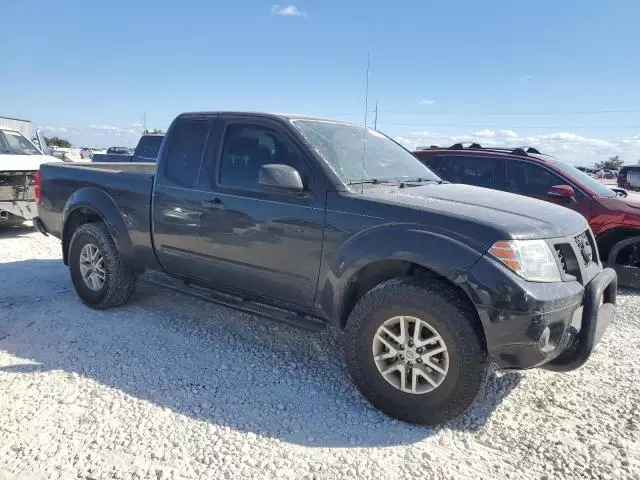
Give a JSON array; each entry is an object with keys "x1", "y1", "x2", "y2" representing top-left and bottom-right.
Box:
[{"x1": 0, "y1": 116, "x2": 31, "y2": 138}]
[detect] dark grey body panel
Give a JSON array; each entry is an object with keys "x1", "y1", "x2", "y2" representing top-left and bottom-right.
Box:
[{"x1": 37, "y1": 162, "x2": 159, "y2": 270}]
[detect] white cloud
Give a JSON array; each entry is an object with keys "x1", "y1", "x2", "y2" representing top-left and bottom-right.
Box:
[
  {"x1": 532, "y1": 132, "x2": 613, "y2": 149},
  {"x1": 34, "y1": 122, "x2": 150, "y2": 148},
  {"x1": 43, "y1": 126, "x2": 67, "y2": 133},
  {"x1": 89, "y1": 124, "x2": 123, "y2": 133},
  {"x1": 497, "y1": 129, "x2": 518, "y2": 138},
  {"x1": 521, "y1": 75, "x2": 533, "y2": 82},
  {"x1": 418, "y1": 99, "x2": 435, "y2": 105},
  {"x1": 473, "y1": 129, "x2": 495, "y2": 138},
  {"x1": 271, "y1": 4, "x2": 307, "y2": 17}
]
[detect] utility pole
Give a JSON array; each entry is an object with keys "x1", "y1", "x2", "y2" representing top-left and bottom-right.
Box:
[
  {"x1": 374, "y1": 101, "x2": 378, "y2": 130},
  {"x1": 143, "y1": 112, "x2": 147, "y2": 135}
]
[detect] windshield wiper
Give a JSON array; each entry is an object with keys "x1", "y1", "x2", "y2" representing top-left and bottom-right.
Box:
[
  {"x1": 347, "y1": 178, "x2": 397, "y2": 186},
  {"x1": 404, "y1": 178, "x2": 449, "y2": 184}
]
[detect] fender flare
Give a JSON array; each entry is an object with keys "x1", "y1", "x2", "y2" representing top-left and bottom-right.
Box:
[
  {"x1": 316, "y1": 224, "x2": 484, "y2": 324},
  {"x1": 61, "y1": 187, "x2": 135, "y2": 265}
]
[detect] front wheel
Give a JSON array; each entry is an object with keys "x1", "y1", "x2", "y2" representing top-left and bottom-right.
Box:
[
  {"x1": 68, "y1": 222, "x2": 136, "y2": 309},
  {"x1": 344, "y1": 277, "x2": 489, "y2": 425}
]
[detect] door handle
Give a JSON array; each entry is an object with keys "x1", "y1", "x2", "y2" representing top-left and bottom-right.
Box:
[{"x1": 202, "y1": 197, "x2": 224, "y2": 209}]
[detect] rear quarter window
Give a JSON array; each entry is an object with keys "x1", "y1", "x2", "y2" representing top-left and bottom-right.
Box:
[
  {"x1": 136, "y1": 136, "x2": 164, "y2": 161},
  {"x1": 163, "y1": 119, "x2": 210, "y2": 187}
]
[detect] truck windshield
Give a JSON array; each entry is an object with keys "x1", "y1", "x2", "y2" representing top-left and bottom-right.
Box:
[
  {"x1": 291, "y1": 119, "x2": 440, "y2": 185},
  {"x1": 549, "y1": 158, "x2": 617, "y2": 198},
  {"x1": 0, "y1": 129, "x2": 41, "y2": 155}
]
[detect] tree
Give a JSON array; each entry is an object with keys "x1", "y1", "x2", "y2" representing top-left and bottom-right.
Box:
[
  {"x1": 595, "y1": 155, "x2": 624, "y2": 170},
  {"x1": 144, "y1": 128, "x2": 164, "y2": 135},
  {"x1": 45, "y1": 136, "x2": 72, "y2": 148}
]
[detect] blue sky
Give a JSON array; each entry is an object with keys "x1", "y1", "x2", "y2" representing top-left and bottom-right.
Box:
[{"x1": 2, "y1": 0, "x2": 640, "y2": 165}]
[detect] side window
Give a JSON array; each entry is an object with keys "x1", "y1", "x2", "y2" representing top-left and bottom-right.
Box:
[
  {"x1": 219, "y1": 124, "x2": 310, "y2": 191},
  {"x1": 135, "y1": 136, "x2": 163, "y2": 161},
  {"x1": 164, "y1": 119, "x2": 209, "y2": 187},
  {"x1": 447, "y1": 156, "x2": 505, "y2": 190},
  {"x1": 422, "y1": 155, "x2": 451, "y2": 180},
  {"x1": 508, "y1": 161, "x2": 568, "y2": 196}
]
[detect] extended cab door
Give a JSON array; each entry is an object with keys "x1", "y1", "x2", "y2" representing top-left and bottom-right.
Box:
[
  {"x1": 151, "y1": 114, "x2": 216, "y2": 280},
  {"x1": 192, "y1": 116, "x2": 326, "y2": 307}
]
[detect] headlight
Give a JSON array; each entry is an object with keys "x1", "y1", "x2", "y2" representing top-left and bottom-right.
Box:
[{"x1": 488, "y1": 239, "x2": 562, "y2": 283}]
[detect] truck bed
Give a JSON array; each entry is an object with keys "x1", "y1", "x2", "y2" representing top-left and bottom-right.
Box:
[
  {"x1": 37, "y1": 162, "x2": 156, "y2": 265},
  {"x1": 91, "y1": 153, "x2": 134, "y2": 163}
]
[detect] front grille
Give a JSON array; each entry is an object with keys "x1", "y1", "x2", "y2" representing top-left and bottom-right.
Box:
[
  {"x1": 550, "y1": 229, "x2": 600, "y2": 285},
  {"x1": 573, "y1": 231, "x2": 595, "y2": 267},
  {"x1": 555, "y1": 246, "x2": 568, "y2": 274}
]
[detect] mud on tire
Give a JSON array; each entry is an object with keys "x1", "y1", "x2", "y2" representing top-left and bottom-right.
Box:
[
  {"x1": 68, "y1": 222, "x2": 136, "y2": 309},
  {"x1": 344, "y1": 276, "x2": 489, "y2": 425}
]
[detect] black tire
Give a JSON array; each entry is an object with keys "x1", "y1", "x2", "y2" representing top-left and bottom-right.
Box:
[
  {"x1": 344, "y1": 276, "x2": 489, "y2": 425},
  {"x1": 68, "y1": 222, "x2": 136, "y2": 309}
]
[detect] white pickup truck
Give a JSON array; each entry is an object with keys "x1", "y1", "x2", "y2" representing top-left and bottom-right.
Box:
[{"x1": 0, "y1": 127, "x2": 61, "y2": 224}]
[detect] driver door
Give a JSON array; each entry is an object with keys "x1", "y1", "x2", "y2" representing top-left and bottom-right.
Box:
[{"x1": 194, "y1": 117, "x2": 327, "y2": 307}]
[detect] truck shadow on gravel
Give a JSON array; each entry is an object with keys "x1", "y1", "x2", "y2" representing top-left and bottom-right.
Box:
[
  {"x1": 0, "y1": 224, "x2": 34, "y2": 239},
  {"x1": 0, "y1": 260, "x2": 522, "y2": 448}
]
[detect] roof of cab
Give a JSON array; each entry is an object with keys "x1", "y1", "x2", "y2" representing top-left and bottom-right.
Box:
[{"x1": 177, "y1": 111, "x2": 361, "y2": 126}]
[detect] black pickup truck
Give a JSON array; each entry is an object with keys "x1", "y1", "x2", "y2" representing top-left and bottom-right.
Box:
[{"x1": 33, "y1": 112, "x2": 617, "y2": 425}]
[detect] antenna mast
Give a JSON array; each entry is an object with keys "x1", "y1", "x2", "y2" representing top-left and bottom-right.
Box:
[
  {"x1": 374, "y1": 101, "x2": 378, "y2": 130},
  {"x1": 360, "y1": 51, "x2": 371, "y2": 194}
]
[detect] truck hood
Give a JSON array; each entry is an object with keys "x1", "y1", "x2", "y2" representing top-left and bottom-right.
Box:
[
  {"x1": 361, "y1": 182, "x2": 589, "y2": 241},
  {"x1": 0, "y1": 154, "x2": 61, "y2": 172}
]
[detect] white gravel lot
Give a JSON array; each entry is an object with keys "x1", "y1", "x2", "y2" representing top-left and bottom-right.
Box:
[{"x1": 0, "y1": 224, "x2": 639, "y2": 480}]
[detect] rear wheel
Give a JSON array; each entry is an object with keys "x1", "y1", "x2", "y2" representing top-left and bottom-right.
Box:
[
  {"x1": 68, "y1": 222, "x2": 136, "y2": 309},
  {"x1": 344, "y1": 277, "x2": 488, "y2": 425}
]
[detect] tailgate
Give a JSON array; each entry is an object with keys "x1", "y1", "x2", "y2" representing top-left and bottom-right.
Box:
[{"x1": 0, "y1": 171, "x2": 35, "y2": 202}]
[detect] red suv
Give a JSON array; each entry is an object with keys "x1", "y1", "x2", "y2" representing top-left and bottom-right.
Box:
[{"x1": 414, "y1": 143, "x2": 640, "y2": 288}]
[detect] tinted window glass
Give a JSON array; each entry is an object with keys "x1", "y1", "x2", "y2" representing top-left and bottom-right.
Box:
[
  {"x1": 421, "y1": 155, "x2": 451, "y2": 179},
  {"x1": 135, "y1": 135, "x2": 164, "y2": 161},
  {"x1": 508, "y1": 161, "x2": 568, "y2": 196},
  {"x1": 548, "y1": 159, "x2": 613, "y2": 198},
  {"x1": 219, "y1": 124, "x2": 310, "y2": 190},
  {"x1": 447, "y1": 156, "x2": 504, "y2": 189},
  {"x1": 164, "y1": 119, "x2": 209, "y2": 187}
]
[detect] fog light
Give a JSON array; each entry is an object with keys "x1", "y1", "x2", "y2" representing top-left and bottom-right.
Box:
[{"x1": 539, "y1": 327, "x2": 552, "y2": 351}]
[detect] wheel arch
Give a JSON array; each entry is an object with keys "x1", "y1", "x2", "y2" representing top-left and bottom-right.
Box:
[
  {"x1": 596, "y1": 227, "x2": 640, "y2": 264},
  {"x1": 315, "y1": 226, "x2": 484, "y2": 330},
  {"x1": 62, "y1": 187, "x2": 135, "y2": 266}
]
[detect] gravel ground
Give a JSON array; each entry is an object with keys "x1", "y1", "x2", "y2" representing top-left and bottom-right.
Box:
[{"x1": 0, "y1": 224, "x2": 639, "y2": 480}]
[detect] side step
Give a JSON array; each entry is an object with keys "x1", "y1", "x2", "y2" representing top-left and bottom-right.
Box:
[{"x1": 143, "y1": 276, "x2": 327, "y2": 332}]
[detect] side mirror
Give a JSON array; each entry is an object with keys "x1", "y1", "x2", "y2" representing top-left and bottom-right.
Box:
[
  {"x1": 258, "y1": 164, "x2": 304, "y2": 192},
  {"x1": 548, "y1": 184, "x2": 576, "y2": 202}
]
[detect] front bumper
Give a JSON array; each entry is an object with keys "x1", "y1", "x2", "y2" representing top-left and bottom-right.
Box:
[
  {"x1": 468, "y1": 256, "x2": 617, "y2": 371},
  {"x1": 543, "y1": 267, "x2": 616, "y2": 371}
]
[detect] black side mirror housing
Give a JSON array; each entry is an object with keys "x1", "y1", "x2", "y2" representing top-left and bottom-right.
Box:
[{"x1": 258, "y1": 164, "x2": 304, "y2": 192}]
